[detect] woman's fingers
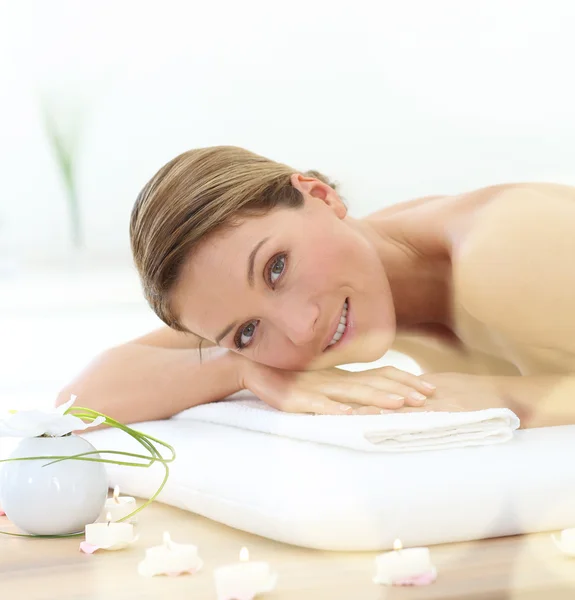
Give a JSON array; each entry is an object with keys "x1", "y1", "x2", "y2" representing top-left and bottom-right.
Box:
[
  {"x1": 315, "y1": 381, "x2": 409, "y2": 409},
  {"x1": 243, "y1": 364, "x2": 355, "y2": 415},
  {"x1": 243, "y1": 360, "x2": 437, "y2": 416},
  {"x1": 350, "y1": 367, "x2": 435, "y2": 406},
  {"x1": 276, "y1": 387, "x2": 392, "y2": 416},
  {"x1": 346, "y1": 376, "x2": 428, "y2": 407},
  {"x1": 279, "y1": 389, "x2": 354, "y2": 415},
  {"x1": 363, "y1": 366, "x2": 435, "y2": 393}
]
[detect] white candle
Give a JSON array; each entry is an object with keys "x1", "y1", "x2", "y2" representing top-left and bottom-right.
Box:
[
  {"x1": 99, "y1": 485, "x2": 137, "y2": 523},
  {"x1": 83, "y1": 512, "x2": 136, "y2": 551},
  {"x1": 138, "y1": 531, "x2": 203, "y2": 577},
  {"x1": 552, "y1": 528, "x2": 575, "y2": 557},
  {"x1": 213, "y1": 547, "x2": 277, "y2": 600},
  {"x1": 373, "y1": 539, "x2": 437, "y2": 585}
]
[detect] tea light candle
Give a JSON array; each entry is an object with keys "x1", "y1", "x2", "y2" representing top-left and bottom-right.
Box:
[
  {"x1": 138, "y1": 531, "x2": 203, "y2": 577},
  {"x1": 373, "y1": 539, "x2": 437, "y2": 586},
  {"x1": 99, "y1": 485, "x2": 137, "y2": 523},
  {"x1": 82, "y1": 512, "x2": 136, "y2": 553},
  {"x1": 552, "y1": 528, "x2": 575, "y2": 557},
  {"x1": 213, "y1": 547, "x2": 278, "y2": 600}
]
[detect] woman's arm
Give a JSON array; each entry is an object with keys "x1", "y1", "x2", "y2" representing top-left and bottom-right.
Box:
[
  {"x1": 497, "y1": 375, "x2": 575, "y2": 428},
  {"x1": 411, "y1": 372, "x2": 575, "y2": 428},
  {"x1": 57, "y1": 326, "x2": 438, "y2": 423},
  {"x1": 392, "y1": 331, "x2": 519, "y2": 376},
  {"x1": 56, "y1": 327, "x2": 243, "y2": 423}
]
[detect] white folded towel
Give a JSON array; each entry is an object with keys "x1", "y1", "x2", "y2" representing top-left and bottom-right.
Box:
[{"x1": 174, "y1": 394, "x2": 520, "y2": 453}]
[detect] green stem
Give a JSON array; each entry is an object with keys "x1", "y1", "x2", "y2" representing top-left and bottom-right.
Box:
[
  {"x1": 116, "y1": 461, "x2": 170, "y2": 523},
  {"x1": 69, "y1": 408, "x2": 176, "y2": 462},
  {"x1": 42, "y1": 450, "x2": 156, "y2": 468}
]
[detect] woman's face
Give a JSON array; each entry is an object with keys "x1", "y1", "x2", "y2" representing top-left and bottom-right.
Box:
[{"x1": 172, "y1": 175, "x2": 396, "y2": 370}]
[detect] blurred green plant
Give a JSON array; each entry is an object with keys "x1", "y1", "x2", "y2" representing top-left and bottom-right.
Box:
[{"x1": 41, "y1": 100, "x2": 82, "y2": 249}]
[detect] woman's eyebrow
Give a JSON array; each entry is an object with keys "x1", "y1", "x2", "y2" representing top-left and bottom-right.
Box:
[{"x1": 215, "y1": 236, "x2": 271, "y2": 344}]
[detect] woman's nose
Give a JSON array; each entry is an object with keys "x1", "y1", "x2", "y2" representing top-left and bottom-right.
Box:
[{"x1": 274, "y1": 301, "x2": 320, "y2": 347}]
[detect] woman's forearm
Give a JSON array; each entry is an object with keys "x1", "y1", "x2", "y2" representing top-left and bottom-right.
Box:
[
  {"x1": 56, "y1": 344, "x2": 243, "y2": 424},
  {"x1": 498, "y1": 374, "x2": 575, "y2": 428}
]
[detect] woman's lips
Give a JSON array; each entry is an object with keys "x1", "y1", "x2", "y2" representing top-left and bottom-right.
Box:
[{"x1": 324, "y1": 298, "x2": 350, "y2": 351}]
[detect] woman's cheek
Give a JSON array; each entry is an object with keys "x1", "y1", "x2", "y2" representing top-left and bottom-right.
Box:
[{"x1": 261, "y1": 347, "x2": 313, "y2": 371}]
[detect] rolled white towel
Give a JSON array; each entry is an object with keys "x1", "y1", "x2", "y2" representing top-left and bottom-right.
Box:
[{"x1": 174, "y1": 395, "x2": 520, "y2": 453}]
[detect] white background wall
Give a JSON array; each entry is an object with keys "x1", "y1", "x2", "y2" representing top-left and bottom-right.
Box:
[
  {"x1": 2, "y1": 0, "x2": 575, "y2": 263},
  {"x1": 1, "y1": 0, "x2": 575, "y2": 415}
]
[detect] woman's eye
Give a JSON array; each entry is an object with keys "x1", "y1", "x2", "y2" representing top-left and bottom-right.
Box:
[
  {"x1": 235, "y1": 320, "x2": 258, "y2": 349},
  {"x1": 268, "y1": 254, "x2": 286, "y2": 285}
]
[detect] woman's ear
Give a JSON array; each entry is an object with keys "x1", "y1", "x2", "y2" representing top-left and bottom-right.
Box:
[{"x1": 290, "y1": 173, "x2": 347, "y2": 219}]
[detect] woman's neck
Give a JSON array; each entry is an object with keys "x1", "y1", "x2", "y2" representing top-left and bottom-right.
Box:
[
  {"x1": 354, "y1": 203, "x2": 455, "y2": 330},
  {"x1": 382, "y1": 237, "x2": 453, "y2": 330}
]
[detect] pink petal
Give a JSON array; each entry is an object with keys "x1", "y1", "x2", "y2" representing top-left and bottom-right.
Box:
[
  {"x1": 79, "y1": 542, "x2": 101, "y2": 554},
  {"x1": 394, "y1": 570, "x2": 437, "y2": 586},
  {"x1": 0, "y1": 510, "x2": 6, "y2": 517}
]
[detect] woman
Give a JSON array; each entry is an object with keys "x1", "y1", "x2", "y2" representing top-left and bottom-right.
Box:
[{"x1": 59, "y1": 146, "x2": 575, "y2": 428}]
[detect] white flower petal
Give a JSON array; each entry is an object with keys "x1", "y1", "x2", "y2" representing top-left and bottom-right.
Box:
[
  {"x1": 0, "y1": 421, "x2": 37, "y2": 437},
  {"x1": 0, "y1": 423, "x2": 13, "y2": 436},
  {"x1": 0, "y1": 403, "x2": 105, "y2": 438},
  {"x1": 0, "y1": 411, "x2": 53, "y2": 437},
  {"x1": 44, "y1": 415, "x2": 105, "y2": 437},
  {"x1": 65, "y1": 415, "x2": 105, "y2": 431},
  {"x1": 56, "y1": 395, "x2": 77, "y2": 415},
  {"x1": 84, "y1": 416, "x2": 106, "y2": 429}
]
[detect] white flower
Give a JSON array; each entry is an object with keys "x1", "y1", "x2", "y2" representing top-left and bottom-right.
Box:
[{"x1": 0, "y1": 395, "x2": 105, "y2": 438}]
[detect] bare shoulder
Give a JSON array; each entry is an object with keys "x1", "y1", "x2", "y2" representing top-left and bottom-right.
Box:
[
  {"x1": 455, "y1": 182, "x2": 575, "y2": 267},
  {"x1": 463, "y1": 181, "x2": 575, "y2": 233},
  {"x1": 131, "y1": 326, "x2": 212, "y2": 350},
  {"x1": 453, "y1": 182, "x2": 575, "y2": 339},
  {"x1": 366, "y1": 194, "x2": 448, "y2": 221}
]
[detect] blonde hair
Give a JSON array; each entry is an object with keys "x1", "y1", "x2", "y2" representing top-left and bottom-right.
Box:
[{"x1": 130, "y1": 146, "x2": 337, "y2": 331}]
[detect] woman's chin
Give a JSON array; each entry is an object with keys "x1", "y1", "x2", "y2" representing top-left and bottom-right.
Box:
[
  {"x1": 309, "y1": 330, "x2": 394, "y2": 369},
  {"x1": 344, "y1": 330, "x2": 394, "y2": 363}
]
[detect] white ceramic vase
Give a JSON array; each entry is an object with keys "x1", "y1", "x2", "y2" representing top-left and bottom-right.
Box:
[{"x1": 0, "y1": 435, "x2": 108, "y2": 535}]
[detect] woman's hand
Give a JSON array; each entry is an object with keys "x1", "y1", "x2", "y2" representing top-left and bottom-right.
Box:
[
  {"x1": 395, "y1": 372, "x2": 530, "y2": 419},
  {"x1": 238, "y1": 360, "x2": 436, "y2": 415}
]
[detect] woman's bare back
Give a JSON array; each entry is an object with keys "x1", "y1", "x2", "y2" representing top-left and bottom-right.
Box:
[{"x1": 384, "y1": 182, "x2": 575, "y2": 376}]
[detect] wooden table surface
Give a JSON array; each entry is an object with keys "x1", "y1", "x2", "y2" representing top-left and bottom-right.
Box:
[{"x1": 1, "y1": 500, "x2": 575, "y2": 600}]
